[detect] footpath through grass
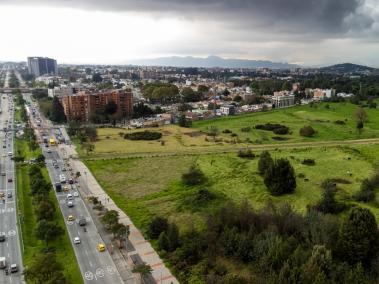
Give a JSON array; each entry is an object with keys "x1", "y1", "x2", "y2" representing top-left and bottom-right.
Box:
[{"x1": 15, "y1": 138, "x2": 83, "y2": 283}]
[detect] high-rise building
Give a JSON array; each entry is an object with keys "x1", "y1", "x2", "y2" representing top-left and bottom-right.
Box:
[
  {"x1": 27, "y1": 57, "x2": 58, "y2": 77},
  {"x1": 61, "y1": 89, "x2": 133, "y2": 121}
]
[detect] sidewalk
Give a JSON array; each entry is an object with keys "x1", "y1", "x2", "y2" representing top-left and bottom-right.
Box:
[{"x1": 58, "y1": 137, "x2": 179, "y2": 284}]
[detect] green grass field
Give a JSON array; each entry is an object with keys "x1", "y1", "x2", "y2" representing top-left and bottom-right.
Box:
[
  {"x1": 15, "y1": 138, "x2": 83, "y2": 283},
  {"x1": 194, "y1": 101, "x2": 379, "y2": 143},
  {"x1": 77, "y1": 102, "x2": 379, "y2": 158},
  {"x1": 86, "y1": 144, "x2": 379, "y2": 234}
]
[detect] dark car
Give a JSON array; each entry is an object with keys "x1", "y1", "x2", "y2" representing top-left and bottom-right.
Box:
[
  {"x1": 0, "y1": 233, "x2": 5, "y2": 242},
  {"x1": 79, "y1": 218, "x2": 87, "y2": 226}
]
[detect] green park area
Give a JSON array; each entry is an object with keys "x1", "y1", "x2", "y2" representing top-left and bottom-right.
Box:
[
  {"x1": 79, "y1": 100, "x2": 379, "y2": 283},
  {"x1": 76, "y1": 101, "x2": 379, "y2": 158}
]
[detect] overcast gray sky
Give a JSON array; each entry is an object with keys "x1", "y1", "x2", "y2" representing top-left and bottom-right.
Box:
[{"x1": 0, "y1": 0, "x2": 378, "y2": 66}]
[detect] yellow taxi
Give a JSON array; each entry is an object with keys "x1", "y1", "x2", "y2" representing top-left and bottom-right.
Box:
[
  {"x1": 97, "y1": 243, "x2": 106, "y2": 252},
  {"x1": 67, "y1": 215, "x2": 75, "y2": 221},
  {"x1": 63, "y1": 185, "x2": 69, "y2": 192}
]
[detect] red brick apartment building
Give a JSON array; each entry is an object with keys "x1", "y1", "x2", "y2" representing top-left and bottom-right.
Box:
[{"x1": 61, "y1": 89, "x2": 133, "y2": 121}]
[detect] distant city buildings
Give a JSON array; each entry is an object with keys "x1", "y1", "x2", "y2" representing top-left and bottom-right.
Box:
[
  {"x1": 61, "y1": 89, "x2": 133, "y2": 121},
  {"x1": 27, "y1": 57, "x2": 57, "y2": 77}
]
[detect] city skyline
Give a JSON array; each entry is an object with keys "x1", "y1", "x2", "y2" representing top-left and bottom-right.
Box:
[{"x1": 0, "y1": 0, "x2": 378, "y2": 66}]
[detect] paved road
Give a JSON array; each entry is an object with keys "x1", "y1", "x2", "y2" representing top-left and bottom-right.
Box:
[
  {"x1": 0, "y1": 93, "x2": 23, "y2": 283},
  {"x1": 24, "y1": 94, "x2": 128, "y2": 284}
]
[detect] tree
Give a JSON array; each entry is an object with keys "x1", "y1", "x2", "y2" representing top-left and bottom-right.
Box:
[
  {"x1": 178, "y1": 114, "x2": 192, "y2": 128},
  {"x1": 354, "y1": 107, "x2": 367, "y2": 134},
  {"x1": 92, "y1": 73, "x2": 103, "y2": 83},
  {"x1": 264, "y1": 158, "x2": 296, "y2": 196},
  {"x1": 50, "y1": 96, "x2": 67, "y2": 123},
  {"x1": 314, "y1": 181, "x2": 343, "y2": 214},
  {"x1": 338, "y1": 207, "x2": 379, "y2": 267},
  {"x1": 300, "y1": 126, "x2": 316, "y2": 137},
  {"x1": 258, "y1": 151, "x2": 273, "y2": 175},
  {"x1": 23, "y1": 253, "x2": 67, "y2": 284},
  {"x1": 301, "y1": 245, "x2": 332, "y2": 283},
  {"x1": 104, "y1": 100, "x2": 118, "y2": 116},
  {"x1": 35, "y1": 220, "x2": 64, "y2": 245},
  {"x1": 182, "y1": 165, "x2": 206, "y2": 186},
  {"x1": 82, "y1": 142, "x2": 95, "y2": 155},
  {"x1": 182, "y1": 87, "x2": 203, "y2": 102},
  {"x1": 111, "y1": 223, "x2": 128, "y2": 241},
  {"x1": 101, "y1": 210, "x2": 119, "y2": 229},
  {"x1": 207, "y1": 126, "x2": 219, "y2": 141},
  {"x1": 132, "y1": 263, "x2": 153, "y2": 284},
  {"x1": 35, "y1": 200, "x2": 56, "y2": 221},
  {"x1": 166, "y1": 223, "x2": 180, "y2": 252},
  {"x1": 148, "y1": 217, "x2": 168, "y2": 239},
  {"x1": 198, "y1": 85, "x2": 209, "y2": 94}
]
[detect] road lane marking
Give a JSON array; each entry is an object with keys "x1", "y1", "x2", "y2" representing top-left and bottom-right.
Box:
[
  {"x1": 84, "y1": 271, "x2": 94, "y2": 281},
  {"x1": 89, "y1": 261, "x2": 93, "y2": 267},
  {"x1": 96, "y1": 268, "x2": 105, "y2": 278},
  {"x1": 107, "y1": 266, "x2": 116, "y2": 275}
]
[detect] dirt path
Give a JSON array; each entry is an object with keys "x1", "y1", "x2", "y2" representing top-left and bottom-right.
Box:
[{"x1": 79, "y1": 138, "x2": 379, "y2": 160}]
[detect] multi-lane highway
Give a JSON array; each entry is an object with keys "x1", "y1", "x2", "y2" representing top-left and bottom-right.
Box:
[
  {"x1": 0, "y1": 93, "x2": 23, "y2": 283},
  {"x1": 24, "y1": 94, "x2": 127, "y2": 284}
]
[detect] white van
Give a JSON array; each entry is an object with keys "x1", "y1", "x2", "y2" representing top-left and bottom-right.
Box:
[{"x1": 59, "y1": 174, "x2": 66, "y2": 183}]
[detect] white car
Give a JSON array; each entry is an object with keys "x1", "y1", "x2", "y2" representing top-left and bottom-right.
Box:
[
  {"x1": 73, "y1": 237, "x2": 81, "y2": 244},
  {"x1": 73, "y1": 191, "x2": 79, "y2": 197},
  {"x1": 66, "y1": 193, "x2": 73, "y2": 200}
]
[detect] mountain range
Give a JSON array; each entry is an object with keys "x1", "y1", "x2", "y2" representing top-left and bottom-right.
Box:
[{"x1": 128, "y1": 55, "x2": 298, "y2": 69}]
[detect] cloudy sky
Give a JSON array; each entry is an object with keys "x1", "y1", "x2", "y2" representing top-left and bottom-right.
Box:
[{"x1": 0, "y1": 0, "x2": 378, "y2": 66}]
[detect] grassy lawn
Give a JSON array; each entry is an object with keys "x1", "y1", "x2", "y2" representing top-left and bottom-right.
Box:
[
  {"x1": 194, "y1": 101, "x2": 379, "y2": 143},
  {"x1": 86, "y1": 144, "x2": 379, "y2": 234},
  {"x1": 15, "y1": 138, "x2": 83, "y2": 283},
  {"x1": 77, "y1": 102, "x2": 379, "y2": 157}
]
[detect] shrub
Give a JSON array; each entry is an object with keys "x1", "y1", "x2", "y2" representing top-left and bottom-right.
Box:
[
  {"x1": 124, "y1": 131, "x2": 162, "y2": 140},
  {"x1": 222, "y1": 129, "x2": 232, "y2": 134},
  {"x1": 302, "y1": 159, "x2": 316, "y2": 166},
  {"x1": 299, "y1": 126, "x2": 316, "y2": 137},
  {"x1": 182, "y1": 165, "x2": 206, "y2": 186},
  {"x1": 258, "y1": 151, "x2": 273, "y2": 175},
  {"x1": 264, "y1": 158, "x2": 296, "y2": 196},
  {"x1": 353, "y1": 171, "x2": 379, "y2": 202},
  {"x1": 148, "y1": 217, "x2": 168, "y2": 239},
  {"x1": 237, "y1": 149, "x2": 255, "y2": 158},
  {"x1": 256, "y1": 123, "x2": 289, "y2": 135},
  {"x1": 314, "y1": 180, "x2": 345, "y2": 214},
  {"x1": 334, "y1": 120, "x2": 346, "y2": 125},
  {"x1": 240, "y1": 127, "x2": 251, "y2": 132}
]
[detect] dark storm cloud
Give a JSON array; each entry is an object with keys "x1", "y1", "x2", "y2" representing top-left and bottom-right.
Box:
[{"x1": 1, "y1": 0, "x2": 375, "y2": 35}]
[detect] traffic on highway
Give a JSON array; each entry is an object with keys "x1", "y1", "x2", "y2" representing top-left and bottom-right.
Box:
[
  {"x1": 24, "y1": 94, "x2": 125, "y2": 283},
  {"x1": 0, "y1": 92, "x2": 23, "y2": 283}
]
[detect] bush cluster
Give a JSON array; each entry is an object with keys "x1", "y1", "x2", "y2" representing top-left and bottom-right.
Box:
[
  {"x1": 299, "y1": 125, "x2": 316, "y2": 137},
  {"x1": 302, "y1": 158, "x2": 316, "y2": 166},
  {"x1": 124, "y1": 131, "x2": 162, "y2": 140},
  {"x1": 147, "y1": 201, "x2": 379, "y2": 283},
  {"x1": 255, "y1": 123, "x2": 289, "y2": 135},
  {"x1": 354, "y1": 171, "x2": 379, "y2": 202},
  {"x1": 237, "y1": 149, "x2": 255, "y2": 158},
  {"x1": 182, "y1": 165, "x2": 206, "y2": 186}
]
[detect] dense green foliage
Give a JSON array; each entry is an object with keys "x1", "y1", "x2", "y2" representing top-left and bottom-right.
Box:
[
  {"x1": 148, "y1": 202, "x2": 379, "y2": 283},
  {"x1": 124, "y1": 131, "x2": 162, "y2": 141},
  {"x1": 354, "y1": 170, "x2": 379, "y2": 202},
  {"x1": 258, "y1": 151, "x2": 273, "y2": 175},
  {"x1": 142, "y1": 82, "x2": 179, "y2": 104},
  {"x1": 256, "y1": 123, "x2": 290, "y2": 135},
  {"x1": 264, "y1": 158, "x2": 296, "y2": 195}
]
